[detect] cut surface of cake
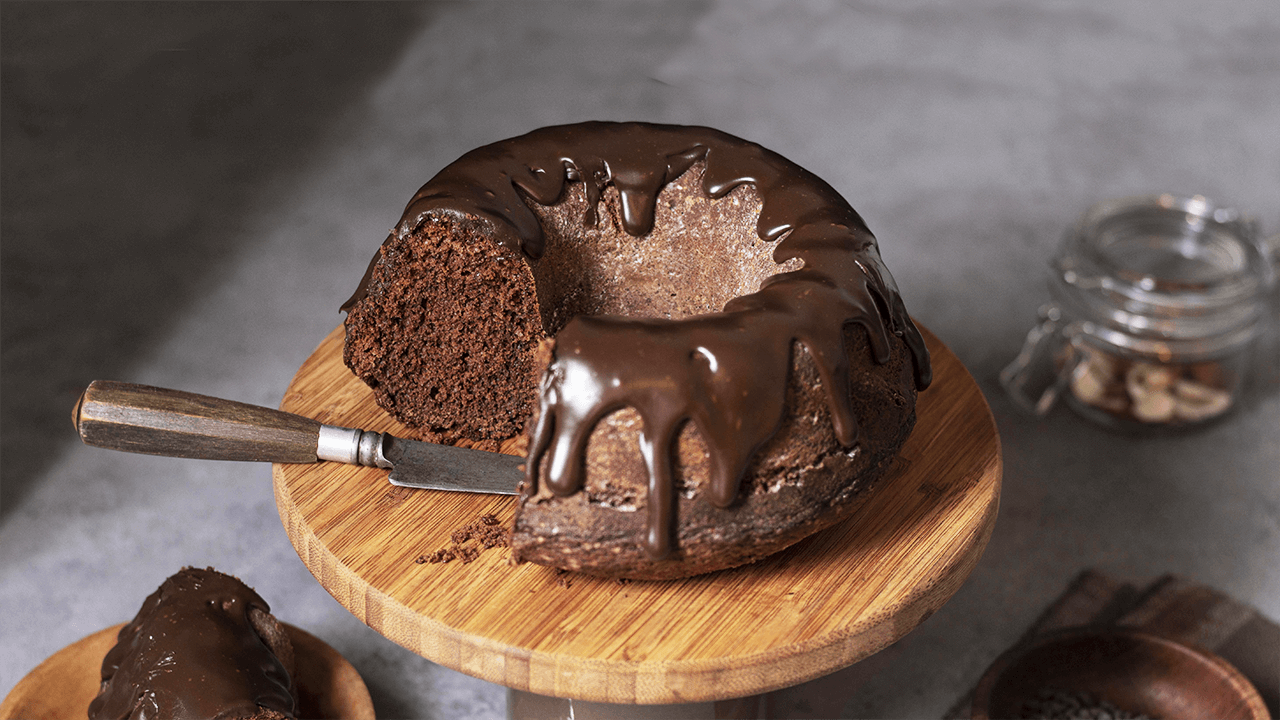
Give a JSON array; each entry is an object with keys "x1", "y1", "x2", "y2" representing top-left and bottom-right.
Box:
[{"x1": 342, "y1": 121, "x2": 931, "y2": 579}]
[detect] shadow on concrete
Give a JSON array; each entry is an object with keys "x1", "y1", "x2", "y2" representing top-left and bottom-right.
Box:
[{"x1": 0, "y1": 3, "x2": 427, "y2": 518}]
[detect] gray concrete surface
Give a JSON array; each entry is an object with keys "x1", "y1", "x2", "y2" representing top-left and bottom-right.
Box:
[{"x1": 3, "y1": 2, "x2": 1277, "y2": 718}]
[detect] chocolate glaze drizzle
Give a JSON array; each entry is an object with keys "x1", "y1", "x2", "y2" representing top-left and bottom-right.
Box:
[
  {"x1": 89, "y1": 567, "x2": 295, "y2": 720},
  {"x1": 353, "y1": 122, "x2": 931, "y2": 561}
]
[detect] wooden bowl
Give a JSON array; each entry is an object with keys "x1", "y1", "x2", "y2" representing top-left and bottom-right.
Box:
[
  {"x1": 970, "y1": 628, "x2": 1269, "y2": 720},
  {"x1": 0, "y1": 623, "x2": 375, "y2": 720}
]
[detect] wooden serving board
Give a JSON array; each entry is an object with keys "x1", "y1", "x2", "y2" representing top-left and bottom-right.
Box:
[
  {"x1": 272, "y1": 323, "x2": 1001, "y2": 705},
  {"x1": 0, "y1": 623, "x2": 374, "y2": 720}
]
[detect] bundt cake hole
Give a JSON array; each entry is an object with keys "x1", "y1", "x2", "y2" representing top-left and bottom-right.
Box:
[{"x1": 524, "y1": 161, "x2": 800, "y2": 334}]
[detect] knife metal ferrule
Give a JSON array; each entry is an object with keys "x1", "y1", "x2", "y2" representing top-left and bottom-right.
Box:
[{"x1": 317, "y1": 425, "x2": 392, "y2": 469}]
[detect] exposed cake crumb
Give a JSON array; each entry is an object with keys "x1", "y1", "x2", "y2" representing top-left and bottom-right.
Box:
[{"x1": 419, "y1": 513, "x2": 510, "y2": 565}]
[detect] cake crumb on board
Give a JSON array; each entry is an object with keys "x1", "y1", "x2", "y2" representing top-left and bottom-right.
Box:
[{"x1": 416, "y1": 513, "x2": 509, "y2": 565}]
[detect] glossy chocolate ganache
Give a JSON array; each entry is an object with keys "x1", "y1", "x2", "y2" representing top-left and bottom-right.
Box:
[
  {"x1": 89, "y1": 567, "x2": 296, "y2": 720},
  {"x1": 346, "y1": 121, "x2": 931, "y2": 564}
]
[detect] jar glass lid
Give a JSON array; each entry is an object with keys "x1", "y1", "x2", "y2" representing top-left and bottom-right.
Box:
[{"x1": 1051, "y1": 195, "x2": 1274, "y2": 345}]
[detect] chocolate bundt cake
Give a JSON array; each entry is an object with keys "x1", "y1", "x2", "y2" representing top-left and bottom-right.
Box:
[
  {"x1": 89, "y1": 567, "x2": 297, "y2": 720},
  {"x1": 342, "y1": 122, "x2": 932, "y2": 580}
]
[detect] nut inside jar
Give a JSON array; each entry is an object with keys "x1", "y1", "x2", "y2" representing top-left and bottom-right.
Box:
[{"x1": 1066, "y1": 344, "x2": 1235, "y2": 424}]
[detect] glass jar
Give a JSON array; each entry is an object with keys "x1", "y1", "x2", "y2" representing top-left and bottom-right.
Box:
[{"x1": 1001, "y1": 194, "x2": 1275, "y2": 430}]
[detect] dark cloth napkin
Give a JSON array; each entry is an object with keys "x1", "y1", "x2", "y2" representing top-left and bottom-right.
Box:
[{"x1": 944, "y1": 569, "x2": 1279, "y2": 719}]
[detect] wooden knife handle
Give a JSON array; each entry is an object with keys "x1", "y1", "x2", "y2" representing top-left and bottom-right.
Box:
[{"x1": 74, "y1": 380, "x2": 321, "y2": 463}]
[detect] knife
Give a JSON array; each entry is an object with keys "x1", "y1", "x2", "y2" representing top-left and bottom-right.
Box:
[{"x1": 72, "y1": 380, "x2": 521, "y2": 495}]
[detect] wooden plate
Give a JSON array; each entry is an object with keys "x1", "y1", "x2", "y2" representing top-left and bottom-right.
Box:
[
  {"x1": 272, "y1": 323, "x2": 1001, "y2": 704},
  {"x1": 0, "y1": 622, "x2": 375, "y2": 720},
  {"x1": 970, "y1": 628, "x2": 1270, "y2": 720}
]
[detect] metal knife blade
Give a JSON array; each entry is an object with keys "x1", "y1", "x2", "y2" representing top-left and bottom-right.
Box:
[
  {"x1": 74, "y1": 380, "x2": 522, "y2": 495},
  {"x1": 381, "y1": 435, "x2": 522, "y2": 493}
]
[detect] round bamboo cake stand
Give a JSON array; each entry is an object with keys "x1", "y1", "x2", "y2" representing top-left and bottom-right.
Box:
[{"x1": 272, "y1": 323, "x2": 1001, "y2": 705}]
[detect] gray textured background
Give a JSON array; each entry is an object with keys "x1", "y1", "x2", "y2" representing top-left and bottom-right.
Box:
[{"x1": 3, "y1": 2, "x2": 1277, "y2": 718}]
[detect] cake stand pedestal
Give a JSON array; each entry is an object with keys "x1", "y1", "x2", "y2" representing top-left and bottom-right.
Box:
[{"x1": 272, "y1": 323, "x2": 1001, "y2": 706}]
